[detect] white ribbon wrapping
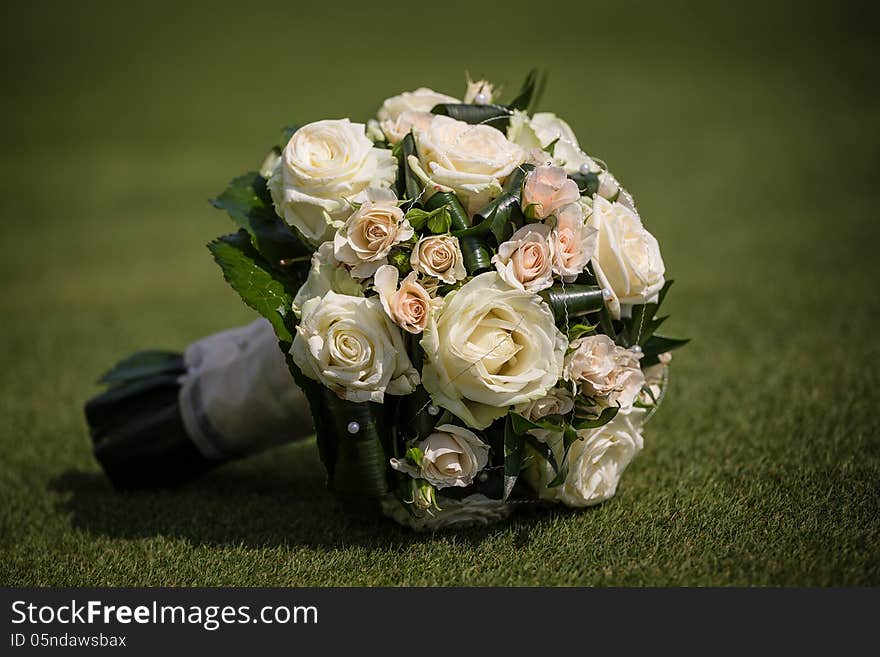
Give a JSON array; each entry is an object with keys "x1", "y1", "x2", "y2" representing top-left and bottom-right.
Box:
[{"x1": 178, "y1": 319, "x2": 313, "y2": 459}]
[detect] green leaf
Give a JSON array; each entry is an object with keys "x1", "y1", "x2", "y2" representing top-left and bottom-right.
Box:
[
  {"x1": 508, "y1": 69, "x2": 548, "y2": 113},
  {"x1": 211, "y1": 172, "x2": 311, "y2": 279},
  {"x1": 404, "y1": 206, "x2": 440, "y2": 231},
  {"x1": 405, "y1": 446, "x2": 424, "y2": 467},
  {"x1": 426, "y1": 207, "x2": 452, "y2": 234},
  {"x1": 208, "y1": 231, "x2": 299, "y2": 347},
  {"x1": 568, "y1": 171, "x2": 600, "y2": 197},
  {"x1": 642, "y1": 335, "x2": 690, "y2": 356},
  {"x1": 503, "y1": 415, "x2": 526, "y2": 500},
  {"x1": 431, "y1": 103, "x2": 512, "y2": 132},
  {"x1": 572, "y1": 405, "x2": 620, "y2": 431},
  {"x1": 509, "y1": 412, "x2": 564, "y2": 435},
  {"x1": 567, "y1": 323, "x2": 598, "y2": 342},
  {"x1": 97, "y1": 350, "x2": 182, "y2": 386},
  {"x1": 397, "y1": 132, "x2": 423, "y2": 204},
  {"x1": 547, "y1": 425, "x2": 581, "y2": 488},
  {"x1": 456, "y1": 164, "x2": 533, "y2": 245}
]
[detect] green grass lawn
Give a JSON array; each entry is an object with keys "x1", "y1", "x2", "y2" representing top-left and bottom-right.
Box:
[{"x1": 1, "y1": 0, "x2": 878, "y2": 586}]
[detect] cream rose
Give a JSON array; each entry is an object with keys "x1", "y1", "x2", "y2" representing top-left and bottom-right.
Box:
[
  {"x1": 411, "y1": 115, "x2": 525, "y2": 213},
  {"x1": 514, "y1": 386, "x2": 574, "y2": 422},
  {"x1": 373, "y1": 265, "x2": 433, "y2": 334},
  {"x1": 410, "y1": 234, "x2": 466, "y2": 284},
  {"x1": 267, "y1": 119, "x2": 397, "y2": 245},
  {"x1": 421, "y1": 272, "x2": 567, "y2": 429},
  {"x1": 507, "y1": 111, "x2": 597, "y2": 174},
  {"x1": 564, "y1": 335, "x2": 645, "y2": 413},
  {"x1": 589, "y1": 196, "x2": 665, "y2": 319},
  {"x1": 376, "y1": 87, "x2": 459, "y2": 144},
  {"x1": 292, "y1": 242, "x2": 363, "y2": 317},
  {"x1": 524, "y1": 414, "x2": 644, "y2": 507},
  {"x1": 292, "y1": 291, "x2": 418, "y2": 403},
  {"x1": 552, "y1": 203, "x2": 597, "y2": 282},
  {"x1": 391, "y1": 424, "x2": 490, "y2": 489},
  {"x1": 521, "y1": 165, "x2": 581, "y2": 219},
  {"x1": 333, "y1": 197, "x2": 414, "y2": 279},
  {"x1": 492, "y1": 223, "x2": 555, "y2": 293}
]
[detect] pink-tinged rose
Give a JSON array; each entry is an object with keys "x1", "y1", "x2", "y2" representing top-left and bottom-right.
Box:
[
  {"x1": 410, "y1": 234, "x2": 466, "y2": 284},
  {"x1": 373, "y1": 265, "x2": 433, "y2": 334},
  {"x1": 333, "y1": 200, "x2": 414, "y2": 279},
  {"x1": 521, "y1": 165, "x2": 580, "y2": 219},
  {"x1": 552, "y1": 203, "x2": 597, "y2": 282},
  {"x1": 492, "y1": 223, "x2": 555, "y2": 293},
  {"x1": 564, "y1": 334, "x2": 645, "y2": 413}
]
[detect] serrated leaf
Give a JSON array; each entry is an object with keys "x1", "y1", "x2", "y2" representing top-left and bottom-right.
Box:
[
  {"x1": 208, "y1": 231, "x2": 299, "y2": 347},
  {"x1": 211, "y1": 172, "x2": 311, "y2": 277}
]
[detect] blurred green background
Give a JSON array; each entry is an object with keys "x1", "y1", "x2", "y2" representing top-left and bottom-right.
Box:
[{"x1": 1, "y1": 0, "x2": 878, "y2": 585}]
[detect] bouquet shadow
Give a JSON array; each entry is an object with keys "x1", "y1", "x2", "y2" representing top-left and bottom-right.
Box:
[{"x1": 49, "y1": 441, "x2": 551, "y2": 550}]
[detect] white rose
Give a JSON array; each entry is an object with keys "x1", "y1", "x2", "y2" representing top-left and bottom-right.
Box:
[
  {"x1": 492, "y1": 223, "x2": 555, "y2": 293},
  {"x1": 292, "y1": 241, "x2": 363, "y2": 318},
  {"x1": 524, "y1": 414, "x2": 644, "y2": 507},
  {"x1": 376, "y1": 87, "x2": 459, "y2": 144},
  {"x1": 507, "y1": 111, "x2": 597, "y2": 174},
  {"x1": 391, "y1": 423, "x2": 489, "y2": 489},
  {"x1": 292, "y1": 291, "x2": 418, "y2": 403},
  {"x1": 589, "y1": 196, "x2": 665, "y2": 319},
  {"x1": 410, "y1": 234, "x2": 466, "y2": 284},
  {"x1": 564, "y1": 334, "x2": 645, "y2": 413},
  {"x1": 378, "y1": 87, "x2": 460, "y2": 123},
  {"x1": 421, "y1": 272, "x2": 567, "y2": 429},
  {"x1": 333, "y1": 195, "x2": 414, "y2": 279},
  {"x1": 411, "y1": 115, "x2": 525, "y2": 213},
  {"x1": 552, "y1": 203, "x2": 597, "y2": 282},
  {"x1": 267, "y1": 119, "x2": 397, "y2": 245}
]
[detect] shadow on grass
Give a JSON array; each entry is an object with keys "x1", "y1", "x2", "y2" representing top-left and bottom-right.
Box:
[{"x1": 48, "y1": 444, "x2": 553, "y2": 551}]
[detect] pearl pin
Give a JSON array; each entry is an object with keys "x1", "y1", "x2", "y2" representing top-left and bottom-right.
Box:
[
  {"x1": 473, "y1": 92, "x2": 488, "y2": 105},
  {"x1": 346, "y1": 421, "x2": 360, "y2": 434},
  {"x1": 427, "y1": 405, "x2": 440, "y2": 416},
  {"x1": 602, "y1": 288, "x2": 613, "y2": 301},
  {"x1": 578, "y1": 162, "x2": 592, "y2": 176}
]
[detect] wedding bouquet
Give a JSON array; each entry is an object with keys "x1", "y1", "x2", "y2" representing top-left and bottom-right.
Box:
[{"x1": 86, "y1": 72, "x2": 686, "y2": 530}]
